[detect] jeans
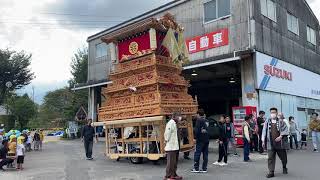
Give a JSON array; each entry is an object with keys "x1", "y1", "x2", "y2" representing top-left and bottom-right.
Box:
[
  {"x1": 289, "y1": 134, "x2": 298, "y2": 149},
  {"x1": 243, "y1": 138, "x2": 250, "y2": 161},
  {"x1": 34, "y1": 140, "x2": 40, "y2": 150},
  {"x1": 193, "y1": 142, "x2": 209, "y2": 170},
  {"x1": 227, "y1": 138, "x2": 237, "y2": 154},
  {"x1": 218, "y1": 141, "x2": 228, "y2": 163},
  {"x1": 84, "y1": 140, "x2": 93, "y2": 158},
  {"x1": 312, "y1": 131, "x2": 320, "y2": 150}
]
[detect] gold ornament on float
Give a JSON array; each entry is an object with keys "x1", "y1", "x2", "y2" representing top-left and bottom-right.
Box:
[{"x1": 129, "y1": 41, "x2": 139, "y2": 54}]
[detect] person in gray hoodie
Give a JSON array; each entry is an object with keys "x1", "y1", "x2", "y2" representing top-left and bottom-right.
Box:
[
  {"x1": 262, "y1": 107, "x2": 289, "y2": 178},
  {"x1": 288, "y1": 116, "x2": 300, "y2": 149}
]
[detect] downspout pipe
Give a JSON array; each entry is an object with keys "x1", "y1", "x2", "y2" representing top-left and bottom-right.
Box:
[{"x1": 247, "y1": 0, "x2": 252, "y2": 49}]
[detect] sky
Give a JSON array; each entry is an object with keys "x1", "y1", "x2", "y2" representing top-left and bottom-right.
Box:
[{"x1": 0, "y1": 0, "x2": 319, "y2": 104}]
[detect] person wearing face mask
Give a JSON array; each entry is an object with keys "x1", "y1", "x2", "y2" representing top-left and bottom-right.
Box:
[
  {"x1": 309, "y1": 112, "x2": 320, "y2": 152},
  {"x1": 191, "y1": 109, "x2": 209, "y2": 173},
  {"x1": 262, "y1": 107, "x2": 289, "y2": 178},
  {"x1": 164, "y1": 112, "x2": 182, "y2": 180}
]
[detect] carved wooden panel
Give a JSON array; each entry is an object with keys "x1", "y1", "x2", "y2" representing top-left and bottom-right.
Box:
[{"x1": 98, "y1": 52, "x2": 198, "y2": 121}]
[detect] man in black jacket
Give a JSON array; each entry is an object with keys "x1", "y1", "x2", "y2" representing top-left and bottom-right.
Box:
[
  {"x1": 191, "y1": 109, "x2": 209, "y2": 173},
  {"x1": 81, "y1": 119, "x2": 98, "y2": 160},
  {"x1": 213, "y1": 115, "x2": 228, "y2": 166}
]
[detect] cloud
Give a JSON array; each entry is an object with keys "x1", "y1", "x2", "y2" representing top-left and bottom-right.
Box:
[
  {"x1": 307, "y1": 0, "x2": 320, "y2": 21},
  {"x1": 0, "y1": 0, "x2": 172, "y2": 103},
  {"x1": 17, "y1": 80, "x2": 68, "y2": 104},
  {"x1": 41, "y1": 0, "x2": 173, "y2": 28},
  {"x1": 306, "y1": 0, "x2": 316, "y2": 3}
]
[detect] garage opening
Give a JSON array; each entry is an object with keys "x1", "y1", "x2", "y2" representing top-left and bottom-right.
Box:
[{"x1": 183, "y1": 61, "x2": 242, "y2": 118}]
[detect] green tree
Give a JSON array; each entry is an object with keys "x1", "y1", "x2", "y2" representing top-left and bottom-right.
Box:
[
  {"x1": 35, "y1": 47, "x2": 88, "y2": 128},
  {"x1": 42, "y1": 88, "x2": 73, "y2": 121},
  {"x1": 68, "y1": 47, "x2": 88, "y2": 119},
  {"x1": 7, "y1": 94, "x2": 37, "y2": 130},
  {"x1": 69, "y1": 47, "x2": 88, "y2": 86},
  {"x1": 0, "y1": 49, "x2": 34, "y2": 105}
]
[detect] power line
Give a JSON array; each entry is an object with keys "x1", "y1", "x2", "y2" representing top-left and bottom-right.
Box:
[
  {"x1": 0, "y1": 21, "x2": 120, "y2": 25},
  {"x1": 39, "y1": 12, "x2": 133, "y2": 18},
  {"x1": 0, "y1": 18, "x2": 205, "y2": 26},
  {"x1": 0, "y1": 19, "x2": 126, "y2": 23}
]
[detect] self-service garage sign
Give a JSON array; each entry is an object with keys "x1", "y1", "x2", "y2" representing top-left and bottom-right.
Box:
[
  {"x1": 186, "y1": 28, "x2": 229, "y2": 54},
  {"x1": 256, "y1": 52, "x2": 320, "y2": 100}
]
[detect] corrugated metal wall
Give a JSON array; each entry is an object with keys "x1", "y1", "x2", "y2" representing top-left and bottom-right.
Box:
[{"x1": 259, "y1": 90, "x2": 320, "y2": 135}]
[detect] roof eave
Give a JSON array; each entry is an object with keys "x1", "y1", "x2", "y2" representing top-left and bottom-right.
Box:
[
  {"x1": 303, "y1": 0, "x2": 320, "y2": 25},
  {"x1": 87, "y1": 0, "x2": 189, "y2": 42}
]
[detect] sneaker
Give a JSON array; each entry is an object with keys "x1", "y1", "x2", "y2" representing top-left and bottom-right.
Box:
[
  {"x1": 200, "y1": 169, "x2": 207, "y2": 173},
  {"x1": 219, "y1": 162, "x2": 228, "y2": 166},
  {"x1": 283, "y1": 168, "x2": 288, "y2": 174},
  {"x1": 213, "y1": 161, "x2": 220, "y2": 165},
  {"x1": 191, "y1": 169, "x2": 200, "y2": 173},
  {"x1": 313, "y1": 149, "x2": 319, "y2": 152},
  {"x1": 233, "y1": 153, "x2": 239, "y2": 156}
]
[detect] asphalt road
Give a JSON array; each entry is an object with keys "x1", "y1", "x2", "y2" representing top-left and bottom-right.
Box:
[{"x1": 1, "y1": 140, "x2": 320, "y2": 180}]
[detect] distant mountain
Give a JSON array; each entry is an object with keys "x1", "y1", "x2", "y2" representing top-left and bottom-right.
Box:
[{"x1": 17, "y1": 80, "x2": 68, "y2": 104}]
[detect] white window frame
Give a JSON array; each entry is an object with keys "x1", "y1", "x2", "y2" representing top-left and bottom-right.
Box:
[
  {"x1": 307, "y1": 26, "x2": 316, "y2": 45},
  {"x1": 260, "y1": 0, "x2": 277, "y2": 22},
  {"x1": 95, "y1": 43, "x2": 107, "y2": 58},
  {"x1": 287, "y1": 12, "x2": 299, "y2": 35},
  {"x1": 203, "y1": 0, "x2": 231, "y2": 24}
]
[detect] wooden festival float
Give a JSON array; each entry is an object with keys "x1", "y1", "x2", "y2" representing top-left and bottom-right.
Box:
[{"x1": 98, "y1": 14, "x2": 198, "y2": 164}]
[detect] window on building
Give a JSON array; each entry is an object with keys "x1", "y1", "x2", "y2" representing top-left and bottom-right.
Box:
[
  {"x1": 260, "y1": 0, "x2": 277, "y2": 22},
  {"x1": 307, "y1": 26, "x2": 316, "y2": 45},
  {"x1": 204, "y1": 0, "x2": 230, "y2": 23},
  {"x1": 287, "y1": 12, "x2": 299, "y2": 35},
  {"x1": 95, "y1": 43, "x2": 107, "y2": 58}
]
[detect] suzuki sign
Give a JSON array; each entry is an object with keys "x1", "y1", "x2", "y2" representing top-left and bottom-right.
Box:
[{"x1": 256, "y1": 52, "x2": 320, "y2": 100}]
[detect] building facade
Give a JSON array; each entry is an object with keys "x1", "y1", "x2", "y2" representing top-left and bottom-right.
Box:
[{"x1": 75, "y1": 0, "x2": 320, "y2": 133}]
